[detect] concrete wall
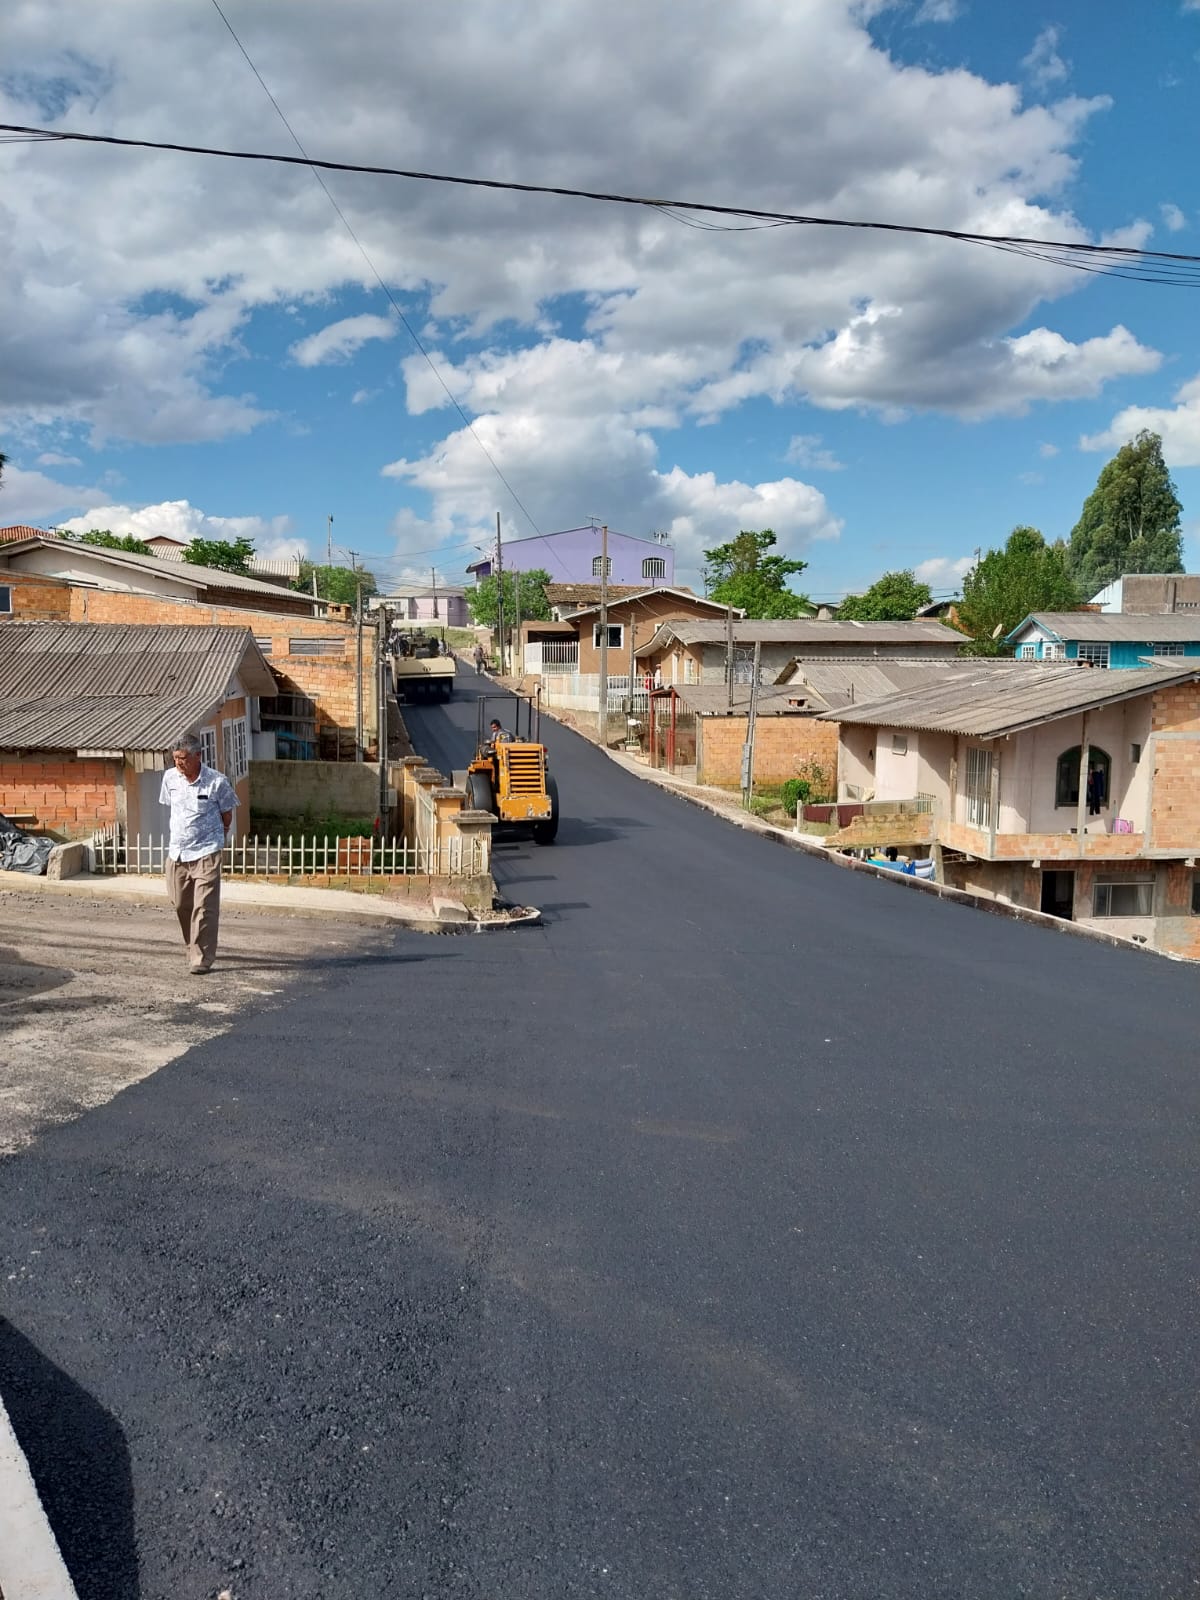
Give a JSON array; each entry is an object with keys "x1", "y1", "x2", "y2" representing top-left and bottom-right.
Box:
[
  {"x1": 837, "y1": 725, "x2": 877, "y2": 799},
  {"x1": 249, "y1": 759, "x2": 384, "y2": 821}
]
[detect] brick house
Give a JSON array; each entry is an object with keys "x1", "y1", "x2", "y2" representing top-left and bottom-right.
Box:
[
  {"x1": 0, "y1": 557, "x2": 380, "y2": 760},
  {"x1": 823, "y1": 660, "x2": 1200, "y2": 959},
  {"x1": 635, "y1": 618, "x2": 966, "y2": 687},
  {"x1": 646, "y1": 684, "x2": 840, "y2": 786},
  {"x1": 530, "y1": 586, "x2": 735, "y2": 680},
  {"x1": 0, "y1": 622, "x2": 275, "y2": 840}
]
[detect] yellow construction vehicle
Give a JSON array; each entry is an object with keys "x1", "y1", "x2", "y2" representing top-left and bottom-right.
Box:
[{"x1": 465, "y1": 695, "x2": 559, "y2": 845}]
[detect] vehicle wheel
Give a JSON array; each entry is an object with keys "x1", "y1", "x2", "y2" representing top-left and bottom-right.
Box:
[
  {"x1": 532, "y1": 775, "x2": 559, "y2": 844},
  {"x1": 467, "y1": 771, "x2": 495, "y2": 815}
]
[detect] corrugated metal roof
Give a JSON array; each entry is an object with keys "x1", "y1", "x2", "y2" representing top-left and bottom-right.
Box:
[
  {"x1": 784, "y1": 657, "x2": 1020, "y2": 709},
  {"x1": 1011, "y1": 611, "x2": 1200, "y2": 643},
  {"x1": 0, "y1": 622, "x2": 275, "y2": 752},
  {"x1": 636, "y1": 618, "x2": 963, "y2": 654},
  {"x1": 825, "y1": 659, "x2": 1200, "y2": 739},
  {"x1": 0, "y1": 536, "x2": 317, "y2": 603},
  {"x1": 671, "y1": 684, "x2": 809, "y2": 716}
]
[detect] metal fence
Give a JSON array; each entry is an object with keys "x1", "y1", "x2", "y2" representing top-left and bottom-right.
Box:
[
  {"x1": 89, "y1": 827, "x2": 487, "y2": 878},
  {"x1": 540, "y1": 672, "x2": 651, "y2": 714}
]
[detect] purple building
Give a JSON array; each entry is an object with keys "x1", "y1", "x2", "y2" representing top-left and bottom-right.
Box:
[
  {"x1": 466, "y1": 526, "x2": 675, "y2": 588},
  {"x1": 371, "y1": 585, "x2": 471, "y2": 627}
]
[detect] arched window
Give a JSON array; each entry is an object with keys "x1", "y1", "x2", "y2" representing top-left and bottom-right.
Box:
[
  {"x1": 642, "y1": 556, "x2": 666, "y2": 580},
  {"x1": 592, "y1": 555, "x2": 611, "y2": 578},
  {"x1": 1055, "y1": 746, "x2": 1111, "y2": 808}
]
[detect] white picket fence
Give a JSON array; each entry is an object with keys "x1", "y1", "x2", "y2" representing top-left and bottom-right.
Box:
[
  {"x1": 89, "y1": 828, "x2": 487, "y2": 878},
  {"x1": 539, "y1": 673, "x2": 651, "y2": 714}
]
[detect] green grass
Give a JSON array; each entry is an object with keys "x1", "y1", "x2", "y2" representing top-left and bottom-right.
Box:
[{"x1": 251, "y1": 813, "x2": 376, "y2": 842}]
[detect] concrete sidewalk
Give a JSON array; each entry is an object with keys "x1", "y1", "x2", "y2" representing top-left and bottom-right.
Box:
[{"x1": 0, "y1": 1394, "x2": 78, "y2": 1600}]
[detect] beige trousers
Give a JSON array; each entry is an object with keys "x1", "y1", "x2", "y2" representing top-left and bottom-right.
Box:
[{"x1": 165, "y1": 851, "x2": 223, "y2": 969}]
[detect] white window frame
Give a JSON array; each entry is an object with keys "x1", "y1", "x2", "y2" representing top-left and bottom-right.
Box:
[
  {"x1": 222, "y1": 715, "x2": 249, "y2": 782},
  {"x1": 0, "y1": 585, "x2": 11, "y2": 615},
  {"x1": 964, "y1": 746, "x2": 993, "y2": 829},
  {"x1": 1152, "y1": 641, "x2": 1185, "y2": 657},
  {"x1": 1017, "y1": 644, "x2": 1037, "y2": 661},
  {"x1": 1043, "y1": 641, "x2": 1065, "y2": 660},
  {"x1": 1077, "y1": 642, "x2": 1110, "y2": 669},
  {"x1": 199, "y1": 725, "x2": 218, "y2": 770},
  {"x1": 642, "y1": 557, "x2": 666, "y2": 580},
  {"x1": 1093, "y1": 879, "x2": 1153, "y2": 918},
  {"x1": 593, "y1": 622, "x2": 623, "y2": 650},
  {"x1": 591, "y1": 555, "x2": 612, "y2": 578}
]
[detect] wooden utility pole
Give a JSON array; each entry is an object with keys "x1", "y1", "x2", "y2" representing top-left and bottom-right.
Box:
[
  {"x1": 741, "y1": 639, "x2": 762, "y2": 809},
  {"x1": 355, "y1": 578, "x2": 364, "y2": 762},
  {"x1": 431, "y1": 566, "x2": 438, "y2": 622},
  {"x1": 512, "y1": 568, "x2": 522, "y2": 677},
  {"x1": 327, "y1": 512, "x2": 333, "y2": 566},
  {"x1": 597, "y1": 523, "x2": 609, "y2": 746},
  {"x1": 376, "y1": 603, "x2": 389, "y2": 824},
  {"x1": 495, "y1": 512, "x2": 505, "y2": 676}
]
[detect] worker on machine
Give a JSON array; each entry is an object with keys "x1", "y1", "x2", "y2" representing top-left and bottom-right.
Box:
[{"x1": 488, "y1": 717, "x2": 512, "y2": 744}]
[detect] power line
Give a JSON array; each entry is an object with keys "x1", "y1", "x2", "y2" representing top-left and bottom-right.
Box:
[
  {"x1": 7, "y1": 117, "x2": 1200, "y2": 284},
  {"x1": 203, "y1": 1, "x2": 543, "y2": 536}
]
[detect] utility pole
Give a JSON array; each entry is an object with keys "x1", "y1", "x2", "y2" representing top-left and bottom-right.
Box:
[
  {"x1": 597, "y1": 523, "x2": 609, "y2": 746},
  {"x1": 495, "y1": 512, "x2": 505, "y2": 676},
  {"x1": 376, "y1": 602, "x2": 390, "y2": 825},
  {"x1": 431, "y1": 566, "x2": 438, "y2": 623},
  {"x1": 327, "y1": 513, "x2": 333, "y2": 566},
  {"x1": 355, "y1": 578, "x2": 364, "y2": 762},
  {"x1": 726, "y1": 599, "x2": 735, "y2": 709},
  {"x1": 512, "y1": 568, "x2": 522, "y2": 677},
  {"x1": 741, "y1": 639, "x2": 762, "y2": 809}
]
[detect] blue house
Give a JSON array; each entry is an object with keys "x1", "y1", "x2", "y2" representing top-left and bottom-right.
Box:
[{"x1": 1004, "y1": 612, "x2": 1200, "y2": 670}]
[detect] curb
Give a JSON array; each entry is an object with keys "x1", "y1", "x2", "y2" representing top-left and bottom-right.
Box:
[
  {"x1": 0, "y1": 1394, "x2": 78, "y2": 1600},
  {"x1": 542, "y1": 716, "x2": 1180, "y2": 966}
]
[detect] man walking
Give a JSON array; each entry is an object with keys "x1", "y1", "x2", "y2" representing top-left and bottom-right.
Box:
[{"x1": 160, "y1": 732, "x2": 237, "y2": 974}]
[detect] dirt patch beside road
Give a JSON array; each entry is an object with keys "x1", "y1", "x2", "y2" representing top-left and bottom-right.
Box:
[{"x1": 0, "y1": 891, "x2": 379, "y2": 1157}]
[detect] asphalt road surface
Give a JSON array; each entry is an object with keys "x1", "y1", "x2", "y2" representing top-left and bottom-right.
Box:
[{"x1": 2, "y1": 669, "x2": 1197, "y2": 1599}]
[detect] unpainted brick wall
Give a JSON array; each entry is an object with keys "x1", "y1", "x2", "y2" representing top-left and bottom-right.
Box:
[
  {"x1": 0, "y1": 755, "x2": 120, "y2": 839},
  {"x1": 0, "y1": 574, "x2": 74, "y2": 620},
  {"x1": 697, "y1": 714, "x2": 839, "y2": 786}
]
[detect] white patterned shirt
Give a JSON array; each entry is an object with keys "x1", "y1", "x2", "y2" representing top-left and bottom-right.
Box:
[{"x1": 159, "y1": 763, "x2": 237, "y2": 862}]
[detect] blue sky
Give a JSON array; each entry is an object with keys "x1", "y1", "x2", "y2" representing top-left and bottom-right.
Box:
[{"x1": 2, "y1": 0, "x2": 1199, "y2": 600}]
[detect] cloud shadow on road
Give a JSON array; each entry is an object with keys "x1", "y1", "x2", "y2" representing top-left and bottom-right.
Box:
[{"x1": 0, "y1": 1318, "x2": 139, "y2": 1599}]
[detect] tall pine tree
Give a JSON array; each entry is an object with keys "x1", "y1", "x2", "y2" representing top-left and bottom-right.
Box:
[{"x1": 1067, "y1": 430, "x2": 1183, "y2": 594}]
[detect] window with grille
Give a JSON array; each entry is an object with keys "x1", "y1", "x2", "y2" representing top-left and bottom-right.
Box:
[
  {"x1": 222, "y1": 716, "x2": 249, "y2": 782},
  {"x1": 254, "y1": 636, "x2": 273, "y2": 654},
  {"x1": 1152, "y1": 641, "x2": 1185, "y2": 657},
  {"x1": 1017, "y1": 644, "x2": 1037, "y2": 660},
  {"x1": 288, "y1": 637, "x2": 343, "y2": 655},
  {"x1": 199, "y1": 726, "x2": 218, "y2": 769},
  {"x1": 1077, "y1": 642, "x2": 1109, "y2": 668},
  {"x1": 1093, "y1": 879, "x2": 1153, "y2": 917},
  {"x1": 1043, "y1": 641, "x2": 1065, "y2": 660},
  {"x1": 0, "y1": 586, "x2": 10, "y2": 615},
  {"x1": 642, "y1": 557, "x2": 666, "y2": 580},
  {"x1": 591, "y1": 555, "x2": 612, "y2": 578},
  {"x1": 964, "y1": 746, "x2": 993, "y2": 828}
]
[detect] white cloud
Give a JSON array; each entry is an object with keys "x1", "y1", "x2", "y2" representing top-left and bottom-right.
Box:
[
  {"x1": 1038, "y1": 441, "x2": 1060, "y2": 457},
  {"x1": 785, "y1": 434, "x2": 845, "y2": 471},
  {"x1": 35, "y1": 450, "x2": 83, "y2": 467},
  {"x1": 351, "y1": 388, "x2": 377, "y2": 405},
  {"x1": 1160, "y1": 202, "x2": 1187, "y2": 233},
  {"x1": 290, "y1": 314, "x2": 397, "y2": 368},
  {"x1": 914, "y1": 554, "x2": 973, "y2": 587},
  {"x1": 1081, "y1": 374, "x2": 1200, "y2": 467},
  {"x1": 1022, "y1": 25, "x2": 1069, "y2": 91},
  {"x1": 0, "y1": 462, "x2": 108, "y2": 524},
  {"x1": 913, "y1": 0, "x2": 962, "y2": 21},
  {"x1": 56, "y1": 499, "x2": 305, "y2": 560}
]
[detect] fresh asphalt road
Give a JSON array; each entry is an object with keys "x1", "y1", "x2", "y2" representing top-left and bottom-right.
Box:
[{"x1": 2, "y1": 670, "x2": 1198, "y2": 1599}]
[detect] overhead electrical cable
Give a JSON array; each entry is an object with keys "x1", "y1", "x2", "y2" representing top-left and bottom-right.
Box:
[
  {"x1": 7, "y1": 118, "x2": 1200, "y2": 284},
  {"x1": 202, "y1": 0, "x2": 543, "y2": 536}
]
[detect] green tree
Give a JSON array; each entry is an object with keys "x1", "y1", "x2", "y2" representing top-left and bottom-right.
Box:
[
  {"x1": 1067, "y1": 430, "x2": 1184, "y2": 594},
  {"x1": 956, "y1": 526, "x2": 1080, "y2": 655},
  {"x1": 702, "y1": 529, "x2": 811, "y2": 619},
  {"x1": 837, "y1": 569, "x2": 932, "y2": 621},
  {"x1": 183, "y1": 535, "x2": 257, "y2": 574},
  {"x1": 466, "y1": 568, "x2": 552, "y2": 629},
  {"x1": 294, "y1": 560, "x2": 377, "y2": 606},
  {"x1": 68, "y1": 527, "x2": 154, "y2": 554}
]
